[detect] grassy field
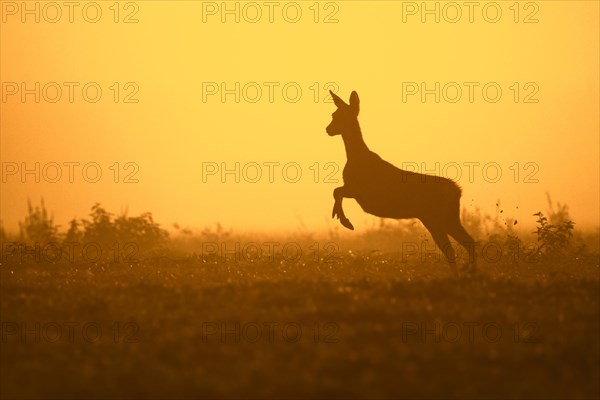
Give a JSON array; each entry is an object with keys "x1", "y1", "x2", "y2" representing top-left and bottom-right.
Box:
[{"x1": 1, "y1": 240, "x2": 599, "y2": 399}]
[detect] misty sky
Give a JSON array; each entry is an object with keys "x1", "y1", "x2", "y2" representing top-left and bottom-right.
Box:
[{"x1": 2, "y1": 1, "x2": 599, "y2": 234}]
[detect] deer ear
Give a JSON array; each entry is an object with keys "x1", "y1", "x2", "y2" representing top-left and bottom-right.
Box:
[
  {"x1": 329, "y1": 90, "x2": 347, "y2": 108},
  {"x1": 349, "y1": 91, "x2": 360, "y2": 116}
]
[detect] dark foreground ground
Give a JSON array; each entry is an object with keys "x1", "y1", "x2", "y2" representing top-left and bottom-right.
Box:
[{"x1": 1, "y1": 253, "x2": 599, "y2": 399}]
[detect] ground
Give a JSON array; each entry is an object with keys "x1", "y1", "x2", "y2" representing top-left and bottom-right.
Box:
[{"x1": 1, "y1": 252, "x2": 599, "y2": 399}]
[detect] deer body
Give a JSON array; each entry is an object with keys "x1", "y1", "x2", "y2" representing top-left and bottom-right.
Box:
[
  {"x1": 327, "y1": 90, "x2": 476, "y2": 269},
  {"x1": 344, "y1": 154, "x2": 461, "y2": 219}
]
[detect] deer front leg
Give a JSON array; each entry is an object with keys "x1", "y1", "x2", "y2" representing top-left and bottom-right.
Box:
[{"x1": 332, "y1": 186, "x2": 354, "y2": 230}]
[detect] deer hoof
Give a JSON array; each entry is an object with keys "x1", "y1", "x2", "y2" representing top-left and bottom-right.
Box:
[{"x1": 341, "y1": 218, "x2": 354, "y2": 230}]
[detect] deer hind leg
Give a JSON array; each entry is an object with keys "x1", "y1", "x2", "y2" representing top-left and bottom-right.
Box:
[
  {"x1": 332, "y1": 186, "x2": 354, "y2": 230},
  {"x1": 448, "y1": 221, "x2": 477, "y2": 270},
  {"x1": 422, "y1": 220, "x2": 456, "y2": 268}
]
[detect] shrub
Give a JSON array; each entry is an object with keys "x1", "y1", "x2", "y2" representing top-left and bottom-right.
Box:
[
  {"x1": 18, "y1": 198, "x2": 59, "y2": 244},
  {"x1": 13, "y1": 201, "x2": 170, "y2": 264},
  {"x1": 533, "y1": 211, "x2": 574, "y2": 259},
  {"x1": 76, "y1": 204, "x2": 169, "y2": 261}
]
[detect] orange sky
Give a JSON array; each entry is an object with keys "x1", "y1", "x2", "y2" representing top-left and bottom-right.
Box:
[{"x1": 1, "y1": 1, "x2": 599, "y2": 234}]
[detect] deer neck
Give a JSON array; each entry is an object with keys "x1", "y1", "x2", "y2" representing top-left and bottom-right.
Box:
[{"x1": 342, "y1": 124, "x2": 369, "y2": 161}]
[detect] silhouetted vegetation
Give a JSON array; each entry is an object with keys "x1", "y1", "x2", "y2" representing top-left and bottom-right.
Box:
[
  {"x1": 533, "y1": 211, "x2": 574, "y2": 259},
  {"x1": 2, "y1": 195, "x2": 597, "y2": 267},
  {"x1": 18, "y1": 198, "x2": 60, "y2": 244},
  {"x1": 6, "y1": 199, "x2": 169, "y2": 263}
]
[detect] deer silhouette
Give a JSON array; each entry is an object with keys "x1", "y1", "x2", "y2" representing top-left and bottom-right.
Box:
[{"x1": 326, "y1": 90, "x2": 476, "y2": 269}]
